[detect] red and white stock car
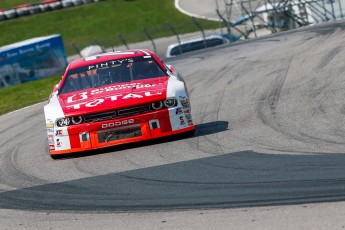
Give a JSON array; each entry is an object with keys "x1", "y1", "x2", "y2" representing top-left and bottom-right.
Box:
[{"x1": 44, "y1": 49, "x2": 195, "y2": 158}]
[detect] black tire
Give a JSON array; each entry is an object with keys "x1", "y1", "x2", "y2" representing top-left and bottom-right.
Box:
[
  {"x1": 182, "y1": 129, "x2": 196, "y2": 137},
  {"x1": 50, "y1": 154, "x2": 63, "y2": 160}
]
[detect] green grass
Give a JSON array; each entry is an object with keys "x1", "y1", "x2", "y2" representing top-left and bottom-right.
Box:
[
  {"x1": 0, "y1": 0, "x2": 220, "y2": 56},
  {"x1": 0, "y1": 76, "x2": 60, "y2": 115}
]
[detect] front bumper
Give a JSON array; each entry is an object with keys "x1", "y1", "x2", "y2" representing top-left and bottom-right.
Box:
[{"x1": 49, "y1": 108, "x2": 195, "y2": 156}]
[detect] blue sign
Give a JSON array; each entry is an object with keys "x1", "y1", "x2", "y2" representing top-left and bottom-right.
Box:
[{"x1": 0, "y1": 34, "x2": 68, "y2": 87}]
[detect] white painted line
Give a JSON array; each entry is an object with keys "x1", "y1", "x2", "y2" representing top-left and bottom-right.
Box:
[{"x1": 174, "y1": 0, "x2": 222, "y2": 22}]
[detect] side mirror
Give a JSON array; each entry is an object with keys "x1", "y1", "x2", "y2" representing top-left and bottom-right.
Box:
[
  {"x1": 53, "y1": 83, "x2": 60, "y2": 93},
  {"x1": 166, "y1": 64, "x2": 177, "y2": 75}
]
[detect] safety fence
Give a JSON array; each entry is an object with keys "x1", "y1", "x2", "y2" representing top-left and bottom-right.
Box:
[
  {"x1": 216, "y1": 0, "x2": 345, "y2": 38},
  {"x1": 69, "y1": 19, "x2": 227, "y2": 60},
  {"x1": 70, "y1": 0, "x2": 345, "y2": 60}
]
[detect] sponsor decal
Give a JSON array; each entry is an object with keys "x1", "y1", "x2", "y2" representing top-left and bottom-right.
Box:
[
  {"x1": 48, "y1": 134, "x2": 54, "y2": 145},
  {"x1": 179, "y1": 116, "x2": 185, "y2": 125},
  {"x1": 182, "y1": 103, "x2": 190, "y2": 109},
  {"x1": 66, "y1": 91, "x2": 163, "y2": 110},
  {"x1": 87, "y1": 59, "x2": 134, "y2": 71},
  {"x1": 180, "y1": 99, "x2": 188, "y2": 105},
  {"x1": 46, "y1": 123, "x2": 54, "y2": 128},
  {"x1": 56, "y1": 139, "x2": 61, "y2": 147},
  {"x1": 101, "y1": 119, "x2": 135, "y2": 129},
  {"x1": 175, "y1": 107, "x2": 183, "y2": 115},
  {"x1": 49, "y1": 145, "x2": 55, "y2": 150},
  {"x1": 122, "y1": 93, "x2": 143, "y2": 99},
  {"x1": 180, "y1": 98, "x2": 190, "y2": 109},
  {"x1": 183, "y1": 108, "x2": 191, "y2": 114},
  {"x1": 66, "y1": 83, "x2": 162, "y2": 103},
  {"x1": 47, "y1": 128, "x2": 54, "y2": 133},
  {"x1": 55, "y1": 130, "x2": 63, "y2": 136},
  {"x1": 185, "y1": 114, "x2": 193, "y2": 126},
  {"x1": 89, "y1": 83, "x2": 159, "y2": 95}
]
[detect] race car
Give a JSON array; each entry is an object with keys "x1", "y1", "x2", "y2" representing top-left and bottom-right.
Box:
[{"x1": 44, "y1": 49, "x2": 195, "y2": 159}]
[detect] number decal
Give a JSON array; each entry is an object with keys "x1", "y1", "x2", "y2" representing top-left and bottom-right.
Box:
[{"x1": 67, "y1": 92, "x2": 88, "y2": 103}]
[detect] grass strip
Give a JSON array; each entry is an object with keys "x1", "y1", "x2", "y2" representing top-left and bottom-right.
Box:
[
  {"x1": 0, "y1": 0, "x2": 220, "y2": 55},
  {"x1": 0, "y1": 76, "x2": 60, "y2": 115}
]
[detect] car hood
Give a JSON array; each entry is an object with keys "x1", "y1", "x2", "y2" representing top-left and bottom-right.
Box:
[{"x1": 58, "y1": 77, "x2": 168, "y2": 116}]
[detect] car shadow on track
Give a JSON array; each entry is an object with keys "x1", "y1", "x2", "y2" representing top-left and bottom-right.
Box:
[
  {"x1": 56, "y1": 120, "x2": 229, "y2": 160},
  {"x1": 2, "y1": 150, "x2": 345, "y2": 211}
]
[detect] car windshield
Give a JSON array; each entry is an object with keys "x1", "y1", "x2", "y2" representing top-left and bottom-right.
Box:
[{"x1": 59, "y1": 56, "x2": 166, "y2": 94}]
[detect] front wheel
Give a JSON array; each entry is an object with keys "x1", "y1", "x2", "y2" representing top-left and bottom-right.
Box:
[{"x1": 50, "y1": 154, "x2": 63, "y2": 160}]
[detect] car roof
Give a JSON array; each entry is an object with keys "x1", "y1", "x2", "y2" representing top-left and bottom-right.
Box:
[
  {"x1": 68, "y1": 49, "x2": 156, "y2": 69},
  {"x1": 58, "y1": 49, "x2": 167, "y2": 89}
]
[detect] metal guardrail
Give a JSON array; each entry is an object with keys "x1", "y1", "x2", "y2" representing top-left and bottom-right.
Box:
[
  {"x1": 218, "y1": 0, "x2": 345, "y2": 37},
  {"x1": 71, "y1": 19, "x2": 232, "y2": 59}
]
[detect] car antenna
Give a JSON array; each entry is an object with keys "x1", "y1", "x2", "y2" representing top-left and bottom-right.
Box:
[{"x1": 112, "y1": 46, "x2": 115, "y2": 52}]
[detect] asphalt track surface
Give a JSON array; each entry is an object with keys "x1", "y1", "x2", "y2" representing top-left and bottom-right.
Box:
[
  {"x1": 176, "y1": 0, "x2": 257, "y2": 21},
  {"x1": 2, "y1": 21, "x2": 345, "y2": 228},
  {"x1": 175, "y1": 0, "x2": 223, "y2": 21}
]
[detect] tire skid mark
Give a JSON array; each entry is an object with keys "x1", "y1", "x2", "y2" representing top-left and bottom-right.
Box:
[
  {"x1": 269, "y1": 57, "x2": 292, "y2": 113},
  {"x1": 0, "y1": 110, "x2": 42, "y2": 136},
  {"x1": 190, "y1": 83, "x2": 230, "y2": 165},
  {"x1": 118, "y1": 172, "x2": 345, "y2": 186},
  {"x1": 313, "y1": 45, "x2": 343, "y2": 70},
  {"x1": 256, "y1": 56, "x2": 292, "y2": 124},
  {"x1": 298, "y1": 131, "x2": 345, "y2": 145},
  {"x1": 255, "y1": 56, "x2": 318, "y2": 145},
  {"x1": 0, "y1": 117, "x2": 35, "y2": 136},
  {"x1": 72, "y1": 160, "x2": 103, "y2": 177},
  {"x1": 256, "y1": 51, "x2": 345, "y2": 147},
  {"x1": 207, "y1": 64, "x2": 232, "y2": 86},
  {"x1": 194, "y1": 93, "x2": 213, "y2": 154},
  {"x1": 213, "y1": 84, "x2": 229, "y2": 152},
  {"x1": 0, "y1": 146, "x2": 48, "y2": 190},
  {"x1": 0, "y1": 118, "x2": 44, "y2": 151},
  {"x1": 193, "y1": 87, "x2": 228, "y2": 156},
  {"x1": 0, "y1": 118, "x2": 49, "y2": 189}
]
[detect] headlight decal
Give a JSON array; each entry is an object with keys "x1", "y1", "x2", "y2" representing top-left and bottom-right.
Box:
[
  {"x1": 72, "y1": 116, "x2": 83, "y2": 125},
  {"x1": 152, "y1": 98, "x2": 177, "y2": 110},
  {"x1": 164, "y1": 98, "x2": 177, "y2": 108},
  {"x1": 151, "y1": 101, "x2": 163, "y2": 110},
  {"x1": 57, "y1": 117, "x2": 71, "y2": 127},
  {"x1": 57, "y1": 116, "x2": 85, "y2": 127}
]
